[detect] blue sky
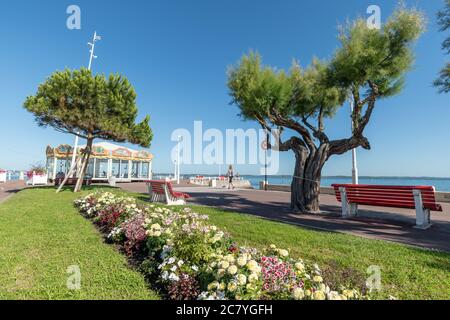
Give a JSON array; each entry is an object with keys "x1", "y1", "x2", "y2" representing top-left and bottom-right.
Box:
[{"x1": 0, "y1": 0, "x2": 448, "y2": 177}]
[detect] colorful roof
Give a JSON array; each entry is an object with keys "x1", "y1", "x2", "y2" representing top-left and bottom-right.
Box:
[{"x1": 46, "y1": 142, "x2": 153, "y2": 161}]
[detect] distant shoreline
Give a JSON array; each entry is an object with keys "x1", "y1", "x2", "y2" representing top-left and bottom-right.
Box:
[{"x1": 154, "y1": 173, "x2": 450, "y2": 180}]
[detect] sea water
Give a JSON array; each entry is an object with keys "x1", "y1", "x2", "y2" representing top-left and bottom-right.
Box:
[{"x1": 243, "y1": 175, "x2": 450, "y2": 191}]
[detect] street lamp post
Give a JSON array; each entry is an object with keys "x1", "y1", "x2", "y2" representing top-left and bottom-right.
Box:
[
  {"x1": 176, "y1": 135, "x2": 182, "y2": 184},
  {"x1": 264, "y1": 129, "x2": 270, "y2": 191},
  {"x1": 349, "y1": 97, "x2": 359, "y2": 185},
  {"x1": 349, "y1": 96, "x2": 359, "y2": 216}
]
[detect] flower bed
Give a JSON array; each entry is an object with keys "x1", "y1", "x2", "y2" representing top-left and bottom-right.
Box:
[{"x1": 74, "y1": 192, "x2": 364, "y2": 300}]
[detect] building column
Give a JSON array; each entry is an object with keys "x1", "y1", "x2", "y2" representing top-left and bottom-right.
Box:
[
  {"x1": 92, "y1": 158, "x2": 97, "y2": 178},
  {"x1": 128, "y1": 160, "x2": 132, "y2": 179},
  {"x1": 149, "y1": 161, "x2": 152, "y2": 179},
  {"x1": 53, "y1": 158, "x2": 57, "y2": 180},
  {"x1": 107, "y1": 159, "x2": 112, "y2": 178}
]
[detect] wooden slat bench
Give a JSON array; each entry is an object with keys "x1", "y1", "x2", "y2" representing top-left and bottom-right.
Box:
[
  {"x1": 331, "y1": 184, "x2": 443, "y2": 230},
  {"x1": 145, "y1": 180, "x2": 191, "y2": 205}
]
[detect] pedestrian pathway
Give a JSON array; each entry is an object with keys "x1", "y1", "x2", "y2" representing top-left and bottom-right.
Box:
[{"x1": 0, "y1": 181, "x2": 27, "y2": 204}]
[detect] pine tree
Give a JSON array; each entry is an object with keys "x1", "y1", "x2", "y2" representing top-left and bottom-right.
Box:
[{"x1": 24, "y1": 68, "x2": 153, "y2": 192}]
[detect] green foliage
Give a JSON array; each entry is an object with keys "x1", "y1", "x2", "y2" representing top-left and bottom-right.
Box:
[
  {"x1": 171, "y1": 230, "x2": 222, "y2": 266},
  {"x1": 434, "y1": 63, "x2": 450, "y2": 93},
  {"x1": 227, "y1": 52, "x2": 344, "y2": 123},
  {"x1": 435, "y1": 0, "x2": 450, "y2": 93},
  {"x1": 29, "y1": 162, "x2": 46, "y2": 174},
  {"x1": 228, "y1": 7, "x2": 424, "y2": 143},
  {"x1": 329, "y1": 7, "x2": 425, "y2": 97},
  {"x1": 438, "y1": 0, "x2": 450, "y2": 53},
  {"x1": 24, "y1": 68, "x2": 152, "y2": 147}
]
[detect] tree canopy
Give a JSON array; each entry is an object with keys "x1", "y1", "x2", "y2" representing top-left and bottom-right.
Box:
[
  {"x1": 227, "y1": 7, "x2": 424, "y2": 212},
  {"x1": 434, "y1": 0, "x2": 450, "y2": 93},
  {"x1": 228, "y1": 7, "x2": 424, "y2": 154},
  {"x1": 24, "y1": 68, "x2": 152, "y2": 147}
]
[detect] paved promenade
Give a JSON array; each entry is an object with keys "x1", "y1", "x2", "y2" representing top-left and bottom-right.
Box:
[
  {"x1": 0, "y1": 181, "x2": 27, "y2": 203},
  {"x1": 119, "y1": 182, "x2": 450, "y2": 253}
]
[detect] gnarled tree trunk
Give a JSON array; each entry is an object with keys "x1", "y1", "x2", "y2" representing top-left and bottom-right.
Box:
[{"x1": 290, "y1": 144, "x2": 329, "y2": 214}]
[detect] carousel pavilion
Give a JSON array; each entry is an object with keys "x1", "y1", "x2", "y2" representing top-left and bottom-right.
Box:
[{"x1": 46, "y1": 142, "x2": 153, "y2": 182}]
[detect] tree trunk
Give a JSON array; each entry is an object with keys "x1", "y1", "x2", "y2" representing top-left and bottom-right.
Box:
[
  {"x1": 290, "y1": 144, "x2": 328, "y2": 214},
  {"x1": 74, "y1": 137, "x2": 93, "y2": 192}
]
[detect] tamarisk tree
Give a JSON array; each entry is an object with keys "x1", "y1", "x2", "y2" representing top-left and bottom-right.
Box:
[
  {"x1": 228, "y1": 8, "x2": 424, "y2": 213},
  {"x1": 434, "y1": 0, "x2": 450, "y2": 93},
  {"x1": 24, "y1": 68, "x2": 153, "y2": 192}
]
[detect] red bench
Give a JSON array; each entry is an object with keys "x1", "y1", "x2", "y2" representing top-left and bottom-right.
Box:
[
  {"x1": 332, "y1": 184, "x2": 443, "y2": 229},
  {"x1": 145, "y1": 180, "x2": 190, "y2": 205}
]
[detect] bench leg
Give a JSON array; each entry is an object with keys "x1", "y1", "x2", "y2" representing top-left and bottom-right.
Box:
[
  {"x1": 339, "y1": 187, "x2": 351, "y2": 217},
  {"x1": 413, "y1": 189, "x2": 432, "y2": 230},
  {"x1": 350, "y1": 203, "x2": 358, "y2": 217}
]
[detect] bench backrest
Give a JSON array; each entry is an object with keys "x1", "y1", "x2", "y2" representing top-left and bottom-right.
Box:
[
  {"x1": 332, "y1": 184, "x2": 442, "y2": 211},
  {"x1": 147, "y1": 180, "x2": 167, "y2": 195},
  {"x1": 147, "y1": 180, "x2": 178, "y2": 197},
  {"x1": 166, "y1": 182, "x2": 177, "y2": 196}
]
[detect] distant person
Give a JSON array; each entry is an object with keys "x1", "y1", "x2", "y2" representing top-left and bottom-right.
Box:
[{"x1": 227, "y1": 165, "x2": 234, "y2": 190}]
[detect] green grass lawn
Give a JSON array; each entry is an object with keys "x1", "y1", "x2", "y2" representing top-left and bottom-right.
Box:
[
  {"x1": 0, "y1": 187, "x2": 158, "y2": 300},
  {"x1": 1, "y1": 187, "x2": 449, "y2": 300}
]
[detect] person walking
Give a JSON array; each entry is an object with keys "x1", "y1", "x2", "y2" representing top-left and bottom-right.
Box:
[{"x1": 227, "y1": 165, "x2": 234, "y2": 190}]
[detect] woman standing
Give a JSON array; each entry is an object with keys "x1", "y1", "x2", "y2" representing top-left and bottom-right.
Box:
[{"x1": 227, "y1": 165, "x2": 234, "y2": 190}]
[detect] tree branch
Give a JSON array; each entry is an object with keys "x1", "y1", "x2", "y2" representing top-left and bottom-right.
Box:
[
  {"x1": 254, "y1": 113, "x2": 306, "y2": 152},
  {"x1": 301, "y1": 112, "x2": 329, "y2": 143},
  {"x1": 267, "y1": 107, "x2": 317, "y2": 151}
]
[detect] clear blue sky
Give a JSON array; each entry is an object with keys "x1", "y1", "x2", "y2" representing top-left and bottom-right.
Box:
[{"x1": 0, "y1": 0, "x2": 448, "y2": 177}]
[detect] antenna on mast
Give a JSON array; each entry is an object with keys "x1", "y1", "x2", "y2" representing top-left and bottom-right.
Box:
[{"x1": 88, "y1": 31, "x2": 101, "y2": 71}]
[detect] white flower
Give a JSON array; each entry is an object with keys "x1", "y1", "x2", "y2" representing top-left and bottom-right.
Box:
[
  {"x1": 150, "y1": 223, "x2": 161, "y2": 230},
  {"x1": 313, "y1": 290, "x2": 326, "y2": 300},
  {"x1": 225, "y1": 254, "x2": 235, "y2": 263},
  {"x1": 236, "y1": 274, "x2": 247, "y2": 285},
  {"x1": 248, "y1": 273, "x2": 259, "y2": 283},
  {"x1": 313, "y1": 275, "x2": 323, "y2": 283},
  {"x1": 227, "y1": 265, "x2": 238, "y2": 275},
  {"x1": 292, "y1": 288, "x2": 305, "y2": 300},
  {"x1": 227, "y1": 281, "x2": 238, "y2": 292},
  {"x1": 295, "y1": 262, "x2": 305, "y2": 271},
  {"x1": 207, "y1": 281, "x2": 219, "y2": 290},
  {"x1": 237, "y1": 256, "x2": 247, "y2": 267},
  {"x1": 168, "y1": 257, "x2": 176, "y2": 264},
  {"x1": 246, "y1": 260, "x2": 261, "y2": 273},
  {"x1": 327, "y1": 291, "x2": 342, "y2": 300},
  {"x1": 168, "y1": 273, "x2": 180, "y2": 282},
  {"x1": 219, "y1": 261, "x2": 230, "y2": 269}
]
